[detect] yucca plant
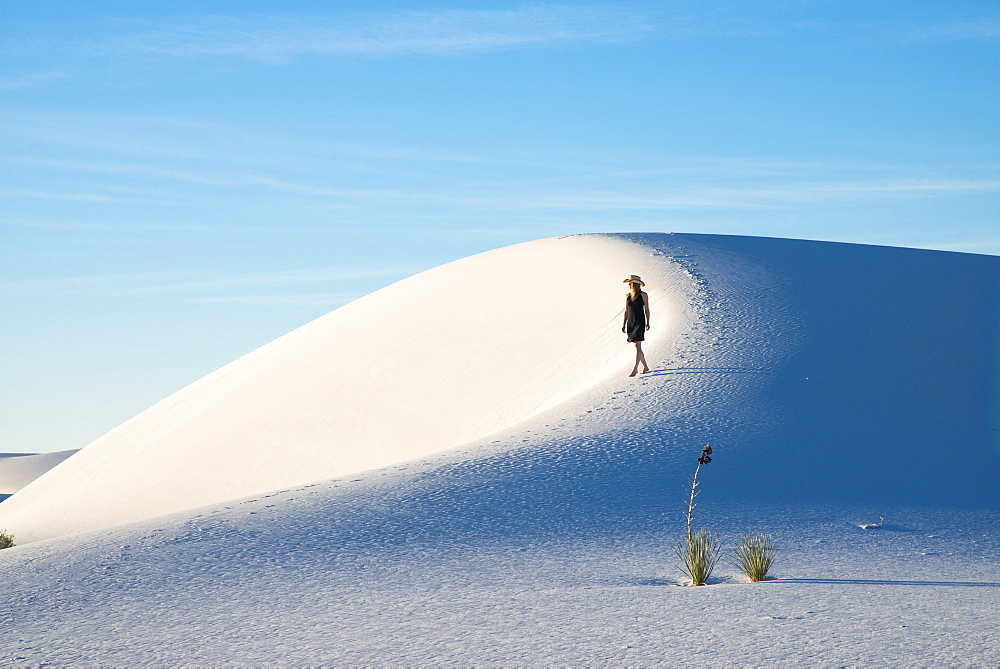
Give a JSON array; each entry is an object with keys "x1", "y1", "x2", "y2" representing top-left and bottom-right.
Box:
[
  {"x1": 0, "y1": 530, "x2": 14, "y2": 550},
  {"x1": 676, "y1": 444, "x2": 720, "y2": 585},
  {"x1": 731, "y1": 532, "x2": 777, "y2": 582},
  {"x1": 677, "y1": 528, "x2": 722, "y2": 586}
]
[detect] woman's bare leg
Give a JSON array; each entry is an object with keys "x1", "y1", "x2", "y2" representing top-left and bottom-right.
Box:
[
  {"x1": 630, "y1": 341, "x2": 649, "y2": 376},
  {"x1": 637, "y1": 341, "x2": 649, "y2": 373}
]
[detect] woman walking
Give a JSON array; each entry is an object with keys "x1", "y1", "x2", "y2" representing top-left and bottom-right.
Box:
[{"x1": 622, "y1": 275, "x2": 651, "y2": 377}]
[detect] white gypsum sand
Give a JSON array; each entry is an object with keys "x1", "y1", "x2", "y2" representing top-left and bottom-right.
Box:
[
  {"x1": 0, "y1": 450, "x2": 77, "y2": 495},
  {"x1": 0, "y1": 233, "x2": 997, "y2": 665},
  {"x1": 0, "y1": 234, "x2": 693, "y2": 544}
]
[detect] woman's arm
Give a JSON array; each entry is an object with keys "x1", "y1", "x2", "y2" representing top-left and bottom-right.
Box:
[{"x1": 642, "y1": 291, "x2": 651, "y2": 330}]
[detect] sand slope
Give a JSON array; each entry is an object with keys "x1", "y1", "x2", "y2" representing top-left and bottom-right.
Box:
[
  {"x1": 0, "y1": 234, "x2": 695, "y2": 543},
  {"x1": 0, "y1": 233, "x2": 997, "y2": 665},
  {"x1": 0, "y1": 450, "x2": 77, "y2": 496}
]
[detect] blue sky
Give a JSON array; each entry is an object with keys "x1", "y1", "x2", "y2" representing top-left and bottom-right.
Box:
[{"x1": 3, "y1": 1, "x2": 999, "y2": 453}]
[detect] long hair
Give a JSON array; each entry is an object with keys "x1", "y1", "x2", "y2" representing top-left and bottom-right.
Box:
[{"x1": 628, "y1": 281, "x2": 641, "y2": 301}]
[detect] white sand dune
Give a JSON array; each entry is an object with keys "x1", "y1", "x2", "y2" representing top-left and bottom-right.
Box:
[
  {"x1": 0, "y1": 450, "x2": 77, "y2": 496},
  {"x1": 1, "y1": 233, "x2": 997, "y2": 665},
  {"x1": 0, "y1": 234, "x2": 694, "y2": 544}
]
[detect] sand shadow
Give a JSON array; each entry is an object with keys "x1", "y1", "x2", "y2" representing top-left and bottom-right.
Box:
[
  {"x1": 868, "y1": 523, "x2": 924, "y2": 533},
  {"x1": 629, "y1": 577, "x2": 678, "y2": 587},
  {"x1": 774, "y1": 578, "x2": 1000, "y2": 588},
  {"x1": 642, "y1": 367, "x2": 773, "y2": 378},
  {"x1": 626, "y1": 575, "x2": 736, "y2": 587},
  {"x1": 850, "y1": 523, "x2": 924, "y2": 533}
]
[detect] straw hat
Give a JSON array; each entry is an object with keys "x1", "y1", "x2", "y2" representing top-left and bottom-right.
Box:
[{"x1": 623, "y1": 275, "x2": 645, "y2": 286}]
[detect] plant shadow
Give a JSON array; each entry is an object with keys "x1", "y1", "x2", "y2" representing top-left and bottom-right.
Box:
[
  {"x1": 774, "y1": 578, "x2": 1000, "y2": 588},
  {"x1": 630, "y1": 577, "x2": 678, "y2": 587},
  {"x1": 852, "y1": 523, "x2": 924, "y2": 533},
  {"x1": 626, "y1": 574, "x2": 736, "y2": 587}
]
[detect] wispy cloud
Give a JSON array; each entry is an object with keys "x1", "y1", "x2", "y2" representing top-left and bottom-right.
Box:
[
  {"x1": 0, "y1": 71, "x2": 67, "y2": 91},
  {"x1": 906, "y1": 16, "x2": 1000, "y2": 42},
  {"x1": 0, "y1": 115, "x2": 513, "y2": 174},
  {"x1": 186, "y1": 293, "x2": 360, "y2": 306},
  {"x1": 4, "y1": 109, "x2": 997, "y2": 226},
  {"x1": 0, "y1": 265, "x2": 423, "y2": 301},
  {"x1": 0, "y1": 185, "x2": 182, "y2": 206},
  {"x1": 441, "y1": 177, "x2": 1000, "y2": 212},
  {"x1": 7, "y1": 144, "x2": 999, "y2": 215},
  {"x1": 101, "y1": 5, "x2": 653, "y2": 63}
]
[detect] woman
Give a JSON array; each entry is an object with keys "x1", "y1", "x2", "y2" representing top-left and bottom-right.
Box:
[{"x1": 622, "y1": 275, "x2": 651, "y2": 377}]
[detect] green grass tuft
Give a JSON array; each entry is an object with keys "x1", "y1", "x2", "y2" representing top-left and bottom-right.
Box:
[
  {"x1": 676, "y1": 529, "x2": 722, "y2": 586},
  {"x1": 732, "y1": 532, "x2": 777, "y2": 582}
]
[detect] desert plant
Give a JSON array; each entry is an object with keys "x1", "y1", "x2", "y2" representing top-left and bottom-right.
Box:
[
  {"x1": 731, "y1": 532, "x2": 777, "y2": 582},
  {"x1": 0, "y1": 530, "x2": 14, "y2": 550},
  {"x1": 676, "y1": 444, "x2": 719, "y2": 585},
  {"x1": 683, "y1": 444, "x2": 713, "y2": 537},
  {"x1": 677, "y1": 528, "x2": 722, "y2": 586}
]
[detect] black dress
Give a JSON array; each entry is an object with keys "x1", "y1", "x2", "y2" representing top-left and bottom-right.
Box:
[{"x1": 625, "y1": 292, "x2": 645, "y2": 342}]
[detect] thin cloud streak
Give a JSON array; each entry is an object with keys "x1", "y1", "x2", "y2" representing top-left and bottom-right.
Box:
[
  {"x1": 0, "y1": 71, "x2": 67, "y2": 91},
  {"x1": 0, "y1": 265, "x2": 424, "y2": 300},
  {"x1": 88, "y1": 6, "x2": 1000, "y2": 66},
  {"x1": 7, "y1": 170, "x2": 998, "y2": 213},
  {"x1": 906, "y1": 16, "x2": 1000, "y2": 42},
  {"x1": 420, "y1": 178, "x2": 1000, "y2": 212},
  {"x1": 186, "y1": 293, "x2": 360, "y2": 307},
  {"x1": 11, "y1": 112, "x2": 998, "y2": 189},
  {"x1": 363, "y1": 177, "x2": 1000, "y2": 211},
  {"x1": 5, "y1": 113, "x2": 997, "y2": 215},
  {"x1": 0, "y1": 187, "x2": 181, "y2": 206},
  {"x1": 1, "y1": 217, "x2": 283, "y2": 234},
  {"x1": 0, "y1": 117, "x2": 531, "y2": 175},
  {"x1": 103, "y1": 5, "x2": 654, "y2": 63}
]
